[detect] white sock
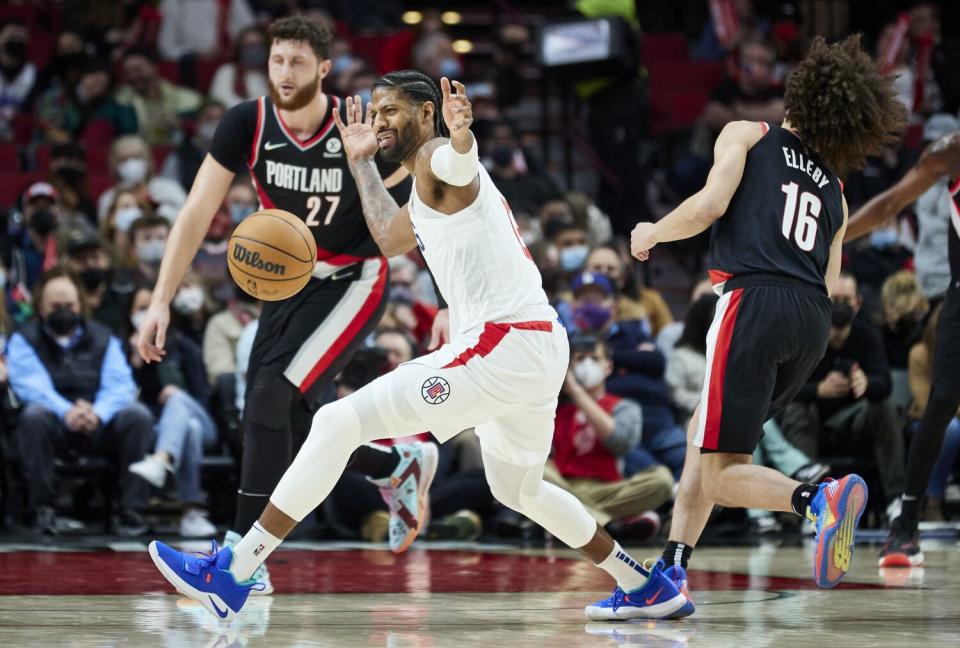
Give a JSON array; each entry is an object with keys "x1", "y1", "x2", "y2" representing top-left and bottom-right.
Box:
[
  {"x1": 228, "y1": 522, "x2": 282, "y2": 582},
  {"x1": 596, "y1": 541, "x2": 650, "y2": 592}
]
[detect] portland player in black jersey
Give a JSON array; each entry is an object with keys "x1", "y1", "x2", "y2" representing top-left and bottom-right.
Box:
[
  {"x1": 623, "y1": 36, "x2": 907, "y2": 609},
  {"x1": 135, "y1": 17, "x2": 443, "y2": 590},
  {"x1": 844, "y1": 129, "x2": 960, "y2": 567}
]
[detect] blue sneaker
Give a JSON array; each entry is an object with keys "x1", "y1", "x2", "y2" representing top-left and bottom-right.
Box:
[
  {"x1": 149, "y1": 540, "x2": 263, "y2": 621},
  {"x1": 584, "y1": 561, "x2": 695, "y2": 621},
  {"x1": 372, "y1": 442, "x2": 439, "y2": 553},
  {"x1": 807, "y1": 474, "x2": 868, "y2": 588},
  {"x1": 661, "y1": 562, "x2": 695, "y2": 614}
]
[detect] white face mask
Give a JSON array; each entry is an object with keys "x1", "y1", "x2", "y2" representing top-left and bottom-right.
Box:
[
  {"x1": 114, "y1": 206, "x2": 143, "y2": 233},
  {"x1": 137, "y1": 239, "x2": 166, "y2": 264},
  {"x1": 117, "y1": 157, "x2": 148, "y2": 184},
  {"x1": 573, "y1": 357, "x2": 607, "y2": 389},
  {"x1": 131, "y1": 310, "x2": 147, "y2": 331},
  {"x1": 173, "y1": 285, "x2": 205, "y2": 315}
]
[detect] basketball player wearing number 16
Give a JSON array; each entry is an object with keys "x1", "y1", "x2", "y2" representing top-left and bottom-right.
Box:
[
  {"x1": 626, "y1": 35, "x2": 907, "y2": 611},
  {"x1": 136, "y1": 17, "x2": 441, "y2": 594},
  {"x1": 148, "y1": 72, "x2": 701, "y2": 622}
]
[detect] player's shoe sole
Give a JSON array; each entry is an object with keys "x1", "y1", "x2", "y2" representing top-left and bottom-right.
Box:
[
  {"x1": 392, "y1": 443, "x2": 439, "y2": 554},
  {"x1": 814, "y1": 475, "x2": 868, "y2": 588},
  {"x1": 149, "y1": 541, "x2": 237, "y2": 622}
]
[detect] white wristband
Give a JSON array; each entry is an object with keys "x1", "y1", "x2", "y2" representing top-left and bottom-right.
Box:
[{"x1": 430, "y1": 136, "x2": 479, "y2": 187}]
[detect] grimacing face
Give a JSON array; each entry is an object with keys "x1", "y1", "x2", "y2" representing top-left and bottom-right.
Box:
[{"x1": 370, "y1": 86, "x2": 435, "y2": 163}]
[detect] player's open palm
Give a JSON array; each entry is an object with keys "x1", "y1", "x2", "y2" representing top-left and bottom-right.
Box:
[
  {"x1": 333, "y1": 95, "x2": 378, "y2": 163},
  {"x1": 440, "y1": 77, "x2": 473, "y2": 138}
]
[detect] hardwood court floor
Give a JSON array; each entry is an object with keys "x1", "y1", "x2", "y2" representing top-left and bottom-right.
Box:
[{"x1": 0, "y1": 540, "x2": 957, "y2": 647}]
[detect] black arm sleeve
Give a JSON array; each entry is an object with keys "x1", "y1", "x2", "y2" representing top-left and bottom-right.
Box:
[{"x1": 208, "y1": 99, "x2": 259, "y2": 173}]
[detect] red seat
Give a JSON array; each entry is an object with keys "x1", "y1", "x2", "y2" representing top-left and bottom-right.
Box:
[
  {"x1": 86, "y1": 148, "x2": 110, "y2": 175},
  {"x1": 152, "y1": 146, "x2": 172, "y2": 170},
  {"x1": 646, "y1": 61, "x2": 726, "y2": 91},
  {"x1": 641, "y1": 33, "x2": 689, "y2": 63},
  {"x1": 158, "y1": 60, "x2": 179, "y2": 84},
  {"x1": 88, "y1": 174, "x2": 115, "y2": 204},
  {"x1": 0, "y1": 144, "x2": 20, "y2": 172},
  {"x1": 0, "y1": 172, "x2": 44, "y2": 209},
  {"x1": 670, "y1": 90, "x2": 711, "y2": 129},
  {"x1": 196, "y1": 58, "x2": 225, "y2": 95},
  {"x1": 35, "y1": 144, "x2": 51, "y2": 172}
]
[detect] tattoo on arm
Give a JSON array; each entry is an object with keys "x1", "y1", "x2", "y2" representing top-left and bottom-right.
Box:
[{"x1": 349, "y1": 158, "x2": 401, "y2": 249}]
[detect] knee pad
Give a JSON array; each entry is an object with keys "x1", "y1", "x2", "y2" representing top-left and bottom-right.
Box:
[
  {"x1": 482, "y1": 450, "x2": 539, "y2": 512},
  {"x1": 245, "y1": 371, "x2": 298, "y2": 428}
]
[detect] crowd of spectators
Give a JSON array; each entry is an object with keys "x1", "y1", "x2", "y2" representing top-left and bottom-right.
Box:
[{"x1": 0, "y1": 0, "x2": 959, "y2": 544}]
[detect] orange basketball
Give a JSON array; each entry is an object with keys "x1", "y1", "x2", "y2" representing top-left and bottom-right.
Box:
[{"x1": 227, "y1": 209, "x2": 317, "y2": 301}]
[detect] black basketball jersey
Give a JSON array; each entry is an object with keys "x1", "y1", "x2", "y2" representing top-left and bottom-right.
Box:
[
  {"x1": 949, "y1": 177, "x2": 960, "y2": 280},
  {"x1": 708, "y1": 123, "x2": 845, "y2": 291},
  {"x1": 210, "y1": 95, "x2": 407, "y2": 264}
]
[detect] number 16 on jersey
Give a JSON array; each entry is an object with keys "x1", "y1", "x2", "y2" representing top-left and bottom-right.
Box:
[{"x1": 780, "y1": 182, "x2": 822, "y2": 252}]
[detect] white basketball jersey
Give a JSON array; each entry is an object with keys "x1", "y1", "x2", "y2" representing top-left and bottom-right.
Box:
[{"x1": 408, "y1": 165, "x2": 553, "y2": 337}]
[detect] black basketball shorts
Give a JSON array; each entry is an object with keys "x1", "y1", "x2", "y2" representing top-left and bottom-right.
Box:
[
  {"x1": 246, "y1": 257, "x2": 388, "y2": 408},
  {"x1": 694, "y1": 274, "x2": 831, "y2": 454},
  {"x1": 933, "y1": 279, "x2": 960, "y2": 397}
]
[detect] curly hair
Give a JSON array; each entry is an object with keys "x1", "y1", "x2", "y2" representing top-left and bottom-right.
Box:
[
  {"x1": 784, "y1": 35, "x2": 907, "y2": 175},
  {"x1": 267, "y1": 16, "x2": 332, "y2": 60}
]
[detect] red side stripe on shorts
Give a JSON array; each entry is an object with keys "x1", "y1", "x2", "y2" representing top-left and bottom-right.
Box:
[
  {"x1": 709, "y1": 269, "x2": 732, "y2": 285},
  {"x1": 297, "y1": 258, "x2": 388, "y2": 392},
  {"x1": 442, "y1": 321, "x2": 553, "y2": 369},
  {"x1": 702, "y1": 288, "x2": 744, "y2": 450}
]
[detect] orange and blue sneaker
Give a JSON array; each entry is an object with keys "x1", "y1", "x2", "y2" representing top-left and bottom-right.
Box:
[
  {"x1": 806, "y1": 475, "x2": 868, "y2": 588},
  {"x1": 659, "y1": 561, "x2": 694, "y2": 613},
  {"x1": 149, "y1": 540, "x2": 264, "y2": 621},
  {"x1": 372, "y1": 442, "x2": 439, "y2": 553},
  {"x1": 584, "y1": 560, "x2": 695, "y2": 621}
]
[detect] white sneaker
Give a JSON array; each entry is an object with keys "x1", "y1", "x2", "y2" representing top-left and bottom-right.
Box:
[
  {"x1": 179, "y1": 509, "x2": 218, "y2": 538},
  {"x1": 129, "y1": 454, "x2": 172, "y2": 488},
  {"x1": 223, "y1": 529, "x2": 274, "y2": 595}
]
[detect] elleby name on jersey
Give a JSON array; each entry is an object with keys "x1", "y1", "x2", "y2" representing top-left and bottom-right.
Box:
[
  {"x1": 265, "y1": 160, "x2": 344, "y2": 193},
  {"x1": 782, "y1": 146, "x2": 831, "y2": 189}
]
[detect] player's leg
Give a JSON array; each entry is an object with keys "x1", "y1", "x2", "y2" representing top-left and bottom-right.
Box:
[
  {"x1": 882, "y1": 288, "x2": 960, "y2": 566},
  {"x1": 475, "y1": 405, "x2": 692, "y2": 621}
]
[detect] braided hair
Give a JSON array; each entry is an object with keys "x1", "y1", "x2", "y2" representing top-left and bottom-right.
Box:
[{"x1": 372, "y1": 70, "x2": 449, "y2": 138}]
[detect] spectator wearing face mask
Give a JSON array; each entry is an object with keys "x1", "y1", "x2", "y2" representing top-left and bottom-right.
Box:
[
  {"x1": 62, "y1": 230, "x2": 131, "y2": 334},
  {"x1": 170, "y1": 274, "x2": 210, "y2": 345},
  {"x1": 483, "y1": 119, "x2": 562, "y2": 216},
  {"x1": 584, "y1": 245, "x2": 673, "y2": 338},
  {"x1": 545, "y1": 219, "x2": 590, "y2": 280},
  {"x1": 34, "y1": 62, "x2": 138, "y2": 147},
  {"x1": 115, "y1": 47, "x2": 203, "y2": 147},
  {"x1": 0, "y1": 19, "x2": 36, "y2": 142},
  {"x1": 544, "y1": 334, "x2": 674, "y2": 543},
  {"x1": 6, "y1": 268, "x2": 154, "y2": 535},
  {"x1": 374, "y1": 328, "x2": 417, "y2": 371},
  {"x1": 880, "y1": 270, "x2": 929, "y2": 372},
  {"x1": 125, "y1": 285, "x2": 218, "y2": 537},
  {"x1": 24, "y1": 29, "x2": 88, "y2": 112},
  {"x1": 8, "y1": 183, "x2": 66, "y2": 292},
  {"x1": 192, "y1": 204, "x2": 232, "y2": 291},
  {"x1": 47, "y1": 143, "x2": 98, "y2": 226},
  {"x1": 386, "y1": 255, "x2": 439, "y2": 348},
  {"x1": 128, "y1": 215, "x2": 171, "y2": 284},
  {"x1": 97, "y1": 135, "x2": 187, "y2": 223},
  {"x1": 224, "y1": 180, "x2": 258, "y2": 226},
  {"x1": 161, "y1": 101, "x2": 226, "y2": 193},
  {"x1": 101, "y1": 190, "x2": 155, "y2": 265},
  {"x1": 209, "y1": 26, "x2": 270, "y2": 109}
]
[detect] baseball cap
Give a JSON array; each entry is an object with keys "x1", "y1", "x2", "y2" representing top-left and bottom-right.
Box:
[
  {"x1": 23, "y1": 181, "x2": 59, "y2": 203},
  {"x1": 64, "y1": 229, "x2": 106, "y2": 256},
  {"x1": 570, "y1": 271, "x2": 614, "y2": 296}
]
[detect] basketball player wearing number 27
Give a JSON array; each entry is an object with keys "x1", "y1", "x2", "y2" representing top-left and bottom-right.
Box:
[
  {"x1": 140, "y1": 16, "x2": 442, "y2": 600},
  {"x1": 149, "y1": 71, "x2": 690, "y2": 621},
  {"x1": 623, "y1": 35, "x2": 907, "y2": 615}
]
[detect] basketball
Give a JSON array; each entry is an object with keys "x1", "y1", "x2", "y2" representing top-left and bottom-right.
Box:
[{"x1": 227, "y1": 209, "x2": 317, "y2": 301}]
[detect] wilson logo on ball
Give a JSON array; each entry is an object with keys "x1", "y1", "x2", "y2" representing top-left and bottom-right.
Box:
[{"x1": 233, "y1": 243, "x2": 287, "y2": 275}]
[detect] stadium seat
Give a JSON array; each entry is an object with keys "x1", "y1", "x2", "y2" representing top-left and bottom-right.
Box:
[
  {"x1": 640, "y1": 32, "x2": 689, "y2": 63},
  {"x1": 0, "y1": 172, "x2": 44, "y2": 208},
  {"x1": 0, "y1": 144, "x2": 20, "y2": 173},
  {"x1": 88, "y1": 174, "x2": 115, "y2": 203}
]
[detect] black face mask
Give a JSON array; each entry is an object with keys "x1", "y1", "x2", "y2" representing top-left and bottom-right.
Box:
[
  {"x1": 45, "y1": 306, "x2": 81, "y2": 337},
  {"x1": 831, "y1": 301, "x2": 855, "y2": 328},
  {"x1": 4, "y1": 40, "x2": 26, "y2": 64},
  {"x1": 29, "y1": 210, "x2": 58, "y2": 236},
  {"x1": 893, "y1": 313, "x2": 922, "y2": 338},
  {"x1": 54, "y1": 166, "x2": 86, "y2": 187},
  {"x1": 491, "y1": 146, "x2": 514, "y2": 168},
  {"x1": 79, "y1": 268, "x2": 108, "y2": 292}
]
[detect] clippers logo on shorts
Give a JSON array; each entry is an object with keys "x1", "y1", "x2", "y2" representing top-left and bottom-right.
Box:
[
  {"x1": 233, "y1": 243, "x2": 287, "y2": 275},
  {"x1": 421, "y1": 377, "x2": 450, "y2": 404}
]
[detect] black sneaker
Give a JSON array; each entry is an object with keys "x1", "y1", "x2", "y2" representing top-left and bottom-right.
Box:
[
  {"x1": 878, "y1": 516, "x2": 924, "y2": 567},
  {"x1": 117, "y1": 509, "x2": 150, "y2": 537}
]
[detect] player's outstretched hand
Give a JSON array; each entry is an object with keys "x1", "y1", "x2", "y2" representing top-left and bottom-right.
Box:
[
  {"x1": 333, "y1": 95, "x2": 378, "y2": 163},
  {"x1": 630, "y1": 222, "x2": 658, "y2": 261},
  {"x1": 440, "y1": 77, "x2": 473, "y2": 140},
  {"x1": 136, "y1": 301, "x2": 169, "y2": 363}
]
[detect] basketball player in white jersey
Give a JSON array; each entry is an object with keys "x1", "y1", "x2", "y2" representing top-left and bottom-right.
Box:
[{"x1": 147, "y1": 71, "x2": 691, "y2": 622}]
